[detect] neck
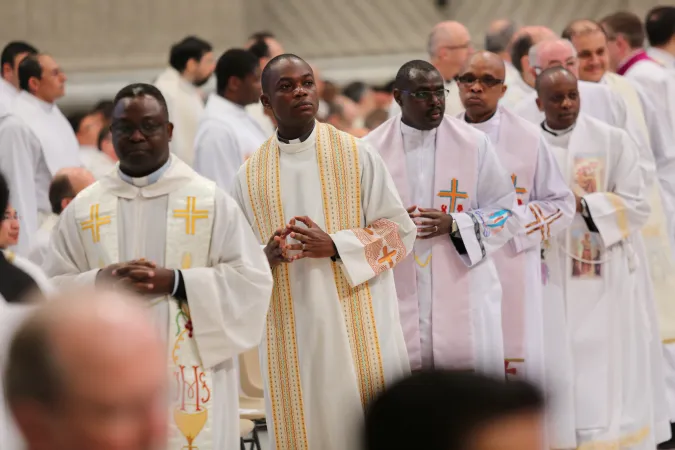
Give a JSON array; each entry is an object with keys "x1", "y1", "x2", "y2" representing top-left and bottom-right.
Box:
[
  {"x1": 401, "y1": 116, "x2": 434, "y2": 131},
  {"x1": 278, "y1": 120, "x2": 315, "y2": 141},
  {"x1": 465, "y1": 109, "x2": 497, "y2": 124},
  {"x1": 544, "y1": 120, "x2": 575, "y2": 132},
  {"x1": 658, "y1": 41, "x2": 675, "y2": 56},
  {"x1": 522, "y1": 71, "x2": 535, "y2": 88},
  {"x1": 120, "y1": 155, "x2": 169, "y2": 178},
  {"x1": 1, "y1": 77, "x2": 17, "y2": 90},
  {"x1": 221, "y1": 91, "x2": 246, "y2": 107},
  {"x1": 30, "y1": 91, "x2": 53, "y2": 104}
]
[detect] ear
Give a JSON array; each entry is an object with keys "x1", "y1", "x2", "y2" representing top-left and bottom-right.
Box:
[
  {"x1": 28, "y1": 77, "x2": 40, "y2": 94},
  {"x1": 393, "y1": 88, "x2": 403, "y2": 107},
  {"x1": 260, "y1": 93, "x2": 272, "y2": 111},
  {"x1": 1, "y1": 62, "x2": 11, "y2": 79},
  {"x1": 535, "y1": 97, "x2": 543, "y2": 112},
  {"x1": 499, "y1": 84, "x2": 508, "y2": 99},
  {"x1": 11, "y1": 402, "x2": 53, "y2": 449},
  {"x1": 61, "y1": 198, "x2": 71, "y2": 212},
  {"x1": 166, "y1": 122, "x2": 174, "y2": 141},
  {"x1": 229, "y1": 76, "x2": 242, "y2": 92},
  {"x1": 184, "y1": 58, "x2": 197, "y2": 75}
]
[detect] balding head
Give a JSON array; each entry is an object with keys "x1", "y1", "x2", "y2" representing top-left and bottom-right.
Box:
[
  {"x1": 428, "y1": 21, "x2": 473, "y2": 80},
  {"x1": 458, "y1": 52, "x2": 507, "y2": 122},
  {"x1": 6, "y1": 289, "x2": 167, "y2": 450},
  {"x1": 49, "y1": 167, "x2": 95, "y2": 215},
  {"x1": 485, "y1": 20, "x2": 517, "y2": 58},
  {"x1": 535, "y1": 66, "x2": 580, "y2": 129},
  {"x1": 563, "y1": 19, "x2": 609, "y2": 82},
  {"x1": 529, "y1": 39, "x2": 579, "y2": 79}
]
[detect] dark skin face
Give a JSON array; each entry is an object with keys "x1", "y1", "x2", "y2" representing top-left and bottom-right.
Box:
[
  {"x1": 394, "y1": 69, "x2": 445, "y2": 131},
  {"x1": 261, "y1": 58, "x2": 318, "y2": 140},
  {"x1": 458, "y1": 52, "x2": 507, "y2": 123},
  {"x1": 535, "y1": 72, "x2": 581, "y2": 130},
  {"x1": 225, "y1": 66, "x2": 262, "y2": 107},
  {"x1": 110, "y1": 94, "x2": 173, "y2": 178}
]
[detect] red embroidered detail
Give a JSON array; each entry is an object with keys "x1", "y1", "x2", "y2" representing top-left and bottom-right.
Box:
[
  {"x1": 505, "y1": 360, "x2": 517, "y2": 376},
  {"x1": 185, "y1": 320, "x2": 194, "y2": 338},
  {"x1": 517, "y1": 199, "x2": 523, "y2": 205},
  {"x1": 441, "y1": 204, "x2": 448, "y2": 213},
  {"x1": 457, "y1": 204, "x2": 464, "y2": 213}
]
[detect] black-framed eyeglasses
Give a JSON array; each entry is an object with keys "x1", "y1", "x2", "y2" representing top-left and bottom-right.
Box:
[
  {"x1": 400, "y1": 89, "x2": 449, "y2": 101},
  {"x1": 111, "y1": 120, "x2": 167, "y2": 137},
  {"x1": 456, "y1": 75, "x2": 504, "y2": 88}
]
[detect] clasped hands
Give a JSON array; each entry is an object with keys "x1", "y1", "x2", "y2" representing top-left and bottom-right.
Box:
[
  {"x1": 97, "y1": 259, "x2": 175, "y2": 295},
  {"x1": 408, "y1": 205, "x2": 453, "y2": 240},
  {"x1": 264, "y1": 216, "x2": 336, "y2": 268}
]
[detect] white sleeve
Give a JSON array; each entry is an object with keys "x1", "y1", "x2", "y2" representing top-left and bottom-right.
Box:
[{"x1": 193, "y1": 123, "x2": 243, "y2": 192}]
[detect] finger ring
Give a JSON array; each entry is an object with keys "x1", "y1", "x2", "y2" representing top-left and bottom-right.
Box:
[{"x1": 434, "y1": 226, "x2": 438, "y2": 233}]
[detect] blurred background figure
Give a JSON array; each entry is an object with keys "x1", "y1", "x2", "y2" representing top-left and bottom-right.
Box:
[
  {"x1": 342, "y1": 81, "x2": 376, "y2": 127},
  {"x1": 0, "y1": 203, "x2": 19, "y2": 249},
  {"x1": 364, "y1": 370, "x2": 545, "y2": 450},
  {"x1": 4, "y1": 289, "x2": 168, "y2": 450},
  {"x1": 155, "y1": 36, "x2": 215, "y2": 166},
  {"x1": 26, "y1": 167, "x2": 95, "y2": 268},
  {"x1": 645, "y1": 6, "x2": 675, "y2": 68},
  {"x1": 0, "y1": 41, "x2": 38, "y2": 113},
  {"x1": 372, "y1": 80, "x2": 395, "y2": 111}
]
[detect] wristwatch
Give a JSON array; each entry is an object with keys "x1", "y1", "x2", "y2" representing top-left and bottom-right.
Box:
[
  {"x1": 450, "y1": 219, "x2": 460, "y2": 237},
  {"x1": 580, "y1": 198, "x2": 590, "y2": 219}
]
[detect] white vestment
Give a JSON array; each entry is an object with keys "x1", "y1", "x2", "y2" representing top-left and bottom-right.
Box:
[
  {"x1": 0, "y1": 113, "x2": 54, "y2": 256},
  {"x1": 155, "y1": 68, "x2": 205, "y2": 166},
  {"x1": 0, "y1": 78, "x2": 18, "y2": 115},
  {"x1": 233, "y1": 122, "x2": 414, "y2": 450},
  {"x1": 466, "y1": 107, "x2": 575, "y2": 445},
  {"x1": 542, "y1": 114, "x2": 655, "y2": 449},
  {"x1": 193, "y1": 94, "x2": 268, "y2": 191},
  {"x1": 501, "y1": 64, "x2": 535, "y2": 109},
  {"x1": 79, "y1": 146, "x2": 116, "y2": 180},
  {"x1": 26, "y1": 213, "x2": 60, "y2": 269},
  {"x1": 245, "y1": 102, "x2": 276, "y2": 137},
  {"x1": 647, "y1": 48, "x2": 675, "y2": 69},
  {"x1": 389, "y1": 79, "x2": 465, "y2": 118},
  {"x1": 43, "y1": 156, "x2": 273, "y2": 450}
]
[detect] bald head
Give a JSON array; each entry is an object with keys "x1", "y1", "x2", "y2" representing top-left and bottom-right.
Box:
[
  {"x1": 535, "y1": 66, "x2": 577, "y2": 94},
  {"x1": 464, "y1": 51, "x2": 505, "y2": 77},
  {"x1": 428, "y1": 21, "x2": 473, "y2": 80},
  {"x1": 6, "y1": 289, "x2": 167, "y2": 449},
  {"x1": 529, "y1": 39, "x2": 579, "y2": 78},
  {"x1": 49, "y1": 167, "x2": 95, "y2": 215},
  {"x1": 458, "y1": 51, "x2": 508, "y2": 122},
  {"x1": 535, "y1": 66, "x2": 580, "y2": 129},
  {"x1": 485, "y1": 19, "x2": 517, "y2": 56}
]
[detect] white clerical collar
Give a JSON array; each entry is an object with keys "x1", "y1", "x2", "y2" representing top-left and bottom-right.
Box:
[
  {"x1": 118, "y1": 156, "x2": 172, "y2": 187},
  {"x1": 466, "y1": 109, "x2": 501, "y2": 143},
  {"x1": 18, "y1": 90, "x2": 54, "y2": 113},
  {"x1": 541, "y1": 121, "x2": 575, "y2": 136},
  {"x1": 209, "y1": 93, "x2": 246, "y2": 115},
  {"x1": 277, "y1": 121, "x2": 316, "y2": 144}
]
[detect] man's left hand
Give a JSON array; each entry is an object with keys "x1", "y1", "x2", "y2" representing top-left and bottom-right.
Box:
[
  {"x1": 286, "y1": 216, "x2": 336, "y2": 260},
  {"x1": 116, "y1": 266, "x2": 175, "y2": 296},
  {"x1": 413, "y1": 207, "x2": 453, "y2": 240}
]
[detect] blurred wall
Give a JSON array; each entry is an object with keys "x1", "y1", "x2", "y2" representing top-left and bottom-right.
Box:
[{"x1": 0, "y1": 0, "x2": 664, "y2": 110}]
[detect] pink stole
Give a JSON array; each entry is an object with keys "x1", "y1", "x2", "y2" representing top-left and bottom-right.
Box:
[
  {"x1": 489, "y1": 108, "x2": 539, "y2": 362},
  {"x1": 367, "y1": 116, "x2": 478, "y2": 370},
  {"x1": 617, "y1": 50, "x2": 658, "y2": 75}
]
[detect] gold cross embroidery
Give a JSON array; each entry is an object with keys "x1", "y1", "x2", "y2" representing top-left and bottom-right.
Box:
[
  {"x1": 81, "y1": 204, "x2": 111, "y2": 243},
  {"x1": 173, "y1": 197, "x2": 208, "y2": 235},
  {"x1": 378, "y1": 245, "x2": 397, "y2": 268}
]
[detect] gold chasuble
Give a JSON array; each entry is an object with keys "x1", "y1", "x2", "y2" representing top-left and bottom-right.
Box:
[{"x1": 245, "y1": 123, "x2": 402, "y2": 449}]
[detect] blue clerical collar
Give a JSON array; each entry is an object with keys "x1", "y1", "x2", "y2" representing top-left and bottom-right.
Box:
[{"x1": 118, "y1": 157, "x2": 172, "y2": 187}]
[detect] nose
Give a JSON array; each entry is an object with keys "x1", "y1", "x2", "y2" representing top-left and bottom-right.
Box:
[
  {"x1": 129, "y1": 128, "x2": 146, "y2": 141},
  {"x1": 293, "y1": 84, "x2": 308, "y2": 97},
  {"x1": 469, "y1": 83, "x2": 483, "y2": 93},
  {"x1": 561, "y1": 96, "x2": 572, "y2": 109}
]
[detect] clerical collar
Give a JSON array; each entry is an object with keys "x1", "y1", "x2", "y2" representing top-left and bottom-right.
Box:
[
  {"x1": 541, "y1": 121, "x2": 575, "y2": 136},
  {"x1": 277, "y1": 121, "x2": 316, "y2": 144},
  {"x1": 118, "y1": 156, "x2": 172, "y2": 187},
  {"x1": 19, "y1": 91, "x2": 54, "y2": 113},
  {"x1": 463, "y1": 110, "x2": 498, "y2": 124}
]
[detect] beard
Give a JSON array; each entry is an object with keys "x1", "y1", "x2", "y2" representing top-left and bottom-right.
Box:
[{"x1": 192, "y1": 74, "x2": 211, "y2": 88}]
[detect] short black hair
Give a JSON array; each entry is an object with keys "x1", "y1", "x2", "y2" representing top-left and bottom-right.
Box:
[
  {"x1": 97, "y1": 128, "x2": 111, "y2": 150},
  {"x1": 169, "y1": 36, "x2": 212, "y2": 73},
  {"x1": 248, "y1": 31, "x2": 276, "y2": 42},
  {"x1": 93, "y1": 100, "x2": 114, "y2": 122},
  {"x1": 510, "y1": 33, "x2": 534, "y2": 74},
  {"x1": 535, "y1": 66, "x2": 577, "y2": 94},
  {"x1": 372, "y1": 79, "x2": 395, "y2": 93},
  {"x1": 215, "y1": 49, "x2": 260, "y2": 94},
  {"x1": 364, "y1": 370, "x2": 544, "y2": 450},
  {"x1": 485, "y1": 21, "x2": 517, "y2": 53},
  {"x1": 0, "y1": 171, "x2": 8, "y2": 224},
  {"x1": 49, "y1": 175, "x2": 75, "y2": 215},
  {"x1": 112, "y1": 83, "x2": 169, "y2": 119},
  {"x1": 601, "y1": 12, "x2": 645, "y2": 48},
  {"x1": 1, "y1": 41, "x2": 38, "y2": 71},
  {"x1": 67, "y1": 112, "x2": 87, "y2": 134},
  {"x1": 17, "y1": 54, "x2": 42, "y2": 92},
  {"x1": 248, "y1": 38, "x2": 271, "y2": 59},
  {"x1": 645, "y1": 6, "x2": 675, "y2": 47},
  {"x1": 394, "y1": 60, "x2": 438, "y2": 90},
  {"x1": 260, "y1": 53, "x2": 307, "y2": 95},
  {"x1": 342, "y1": 82, "x2": 369, "y2": 104}
]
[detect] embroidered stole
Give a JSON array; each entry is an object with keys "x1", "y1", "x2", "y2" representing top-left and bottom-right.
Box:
[
  {"x1": 74, "y1": 180, "x2": 217, "y2": 450},
  {"x1": 245, "y1": 122, "x2": 385, "y2": 450}
]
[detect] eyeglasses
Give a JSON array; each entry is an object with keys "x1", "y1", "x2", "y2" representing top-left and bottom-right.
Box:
[
  {"x1": 111, "y1": 120, "x2": 167, "y2": 137},
  {"x1": 400, "y1": 89, "x2": 449, "y2": 101},
  {"x1": 3, "y1": 212, "x2": 19, "y2": 221},
  {"x1": 456, "y1": 75, "x2": 504, "y2": 88}
]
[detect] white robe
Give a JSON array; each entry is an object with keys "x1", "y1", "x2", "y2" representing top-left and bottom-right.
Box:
[
  {"x1": 245, "y1": 102, "x2": 276, "y2": 138},
  {"x1": 233, "y1": 122, "x2": 414, "y2": 450},
  {"x1": 0, "y1": 113, "x2": 53, "y2": 256},
  {"x1": 26, "y1": 213, "x2": 59, "y2": 269},
  {"x1": 43, "y1": 156, "x2": 273, "y2": 450},
  {"x1": 193, "y1": 94, "x2": 268, "y2": 191},
  {"x1": 542, "y1": 114, "x2": 655, "y2": 449},
  {"x1": 0, "y1": 78, "x2": 18, "y2": 115},
  {"x1": 388, "y1": 79, "x2": 465, "y2": 118},
  {"x1": 79, "y1": 146, "x2": 116, "y2": 180},
  {"x1": 501, "y1": 64, "x2": 535, "y2": 109},
  {"x1": 647, "y1": 48, "x2": 675, "y2": 69},
  {"x1": 155, "y1": 68, "x2": 205, "y2": 166}
]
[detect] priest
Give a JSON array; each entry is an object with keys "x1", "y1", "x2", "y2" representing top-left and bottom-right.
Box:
[
  {"x1": 536, "y1": 67, "x2": 655, "y2": 449},
  {"x1": 457, "y1": 51, "x2": 576, "y2": 448},
  {"x1": 0, "y1": 41, "x2": 37, "y2": 113},
  {"x1": 232, "y1": 54, "x2": 415, "y2": 450},
  {"x1": 43, "y1": 83, "x2": 274, "y2": 450},
  {"x1": 194, "y1": 49, "x2": 267, "y2": 191},
  {"x1": 366, "y1": 60, "x2": 520, "y2": 378},
  {"x1": 645, "y1": 6, "x2": 675, "y2": 69}
]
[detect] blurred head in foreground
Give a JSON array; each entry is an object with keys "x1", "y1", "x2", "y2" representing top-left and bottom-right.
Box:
[
  {"x1": 5, "y1": 289, "x2": 168, "y2": 450},
  {"x1": 364, "y1": 370, "x2": 545, "y2": 450}
]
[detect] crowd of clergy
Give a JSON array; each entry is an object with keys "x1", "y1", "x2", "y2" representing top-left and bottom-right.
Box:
[{"x1": 0, "y1": 5, "x2": 674, "y2": 450}]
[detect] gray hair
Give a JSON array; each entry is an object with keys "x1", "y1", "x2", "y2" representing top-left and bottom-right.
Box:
[
  {"x1": 485, "y1": 21, "x2": 517, "y2": 53},
  {"x1": 528, "y1": 38, "x2": 577, "y2": 70}
]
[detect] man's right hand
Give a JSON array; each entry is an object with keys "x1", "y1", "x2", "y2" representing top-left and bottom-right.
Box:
[
  {"x1": 264, "y1": 228, "x2": 292, "y2": 269},
  {"x1": 97, "y1": 259, "x2": 157, "y2": 289}
]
